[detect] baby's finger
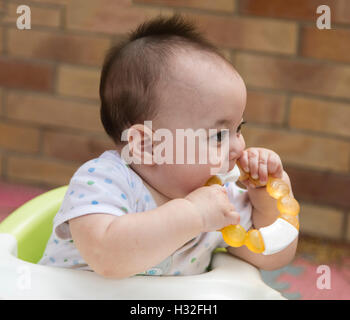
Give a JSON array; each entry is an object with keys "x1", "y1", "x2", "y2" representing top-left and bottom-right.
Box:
[
  {"x1": 268, "y1": 153, "x2": 283, "y2": 178},
  {"x1": 238, "y1": 150, "x2": 249, "y2": 173},
  {"x1": 211, "y1": 184, "x2": 227, "y2": 194},
  {"x1": 258, "y1": 150, "x2": 269, "y2": 184},
  {"x1": 227, "y1": 210, "x2": 240, "y2": 225},
  {"x1": 239, "y1": 179, "x2": 250, "y2": 189},
  {"x1": 248, "y1": 149, "x2": 259, "y2": 180}
]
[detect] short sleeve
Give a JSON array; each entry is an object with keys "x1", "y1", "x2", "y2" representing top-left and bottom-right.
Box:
[
  {"x1": 53, "y1": 156, "x2": 140, "y2": 240},
  {"x1": 217, "y1": 181, "x2": 253, "y2": 248}
]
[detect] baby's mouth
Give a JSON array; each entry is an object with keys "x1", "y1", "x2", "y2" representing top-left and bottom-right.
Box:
[
  {"x1": 216, "y1": 160, "x2": 236, "y2": 175},
  {"x1": 228, "y1": 160, "x2": 236, "y2": 172}
]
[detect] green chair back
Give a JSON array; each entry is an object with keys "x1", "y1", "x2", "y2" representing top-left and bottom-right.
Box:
[{"x1": 0, "y1": 186, "x2": 68, "y2": 263}]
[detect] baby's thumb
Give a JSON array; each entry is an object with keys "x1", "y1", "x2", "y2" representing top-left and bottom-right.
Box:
[{"x1": 229, "y1": 210, "x2": 240, "y2": 225}]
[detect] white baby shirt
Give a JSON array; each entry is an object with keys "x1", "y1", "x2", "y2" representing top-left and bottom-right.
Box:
[{"x1": 38, "y1": 150, "x2": 252, "y2": 276}]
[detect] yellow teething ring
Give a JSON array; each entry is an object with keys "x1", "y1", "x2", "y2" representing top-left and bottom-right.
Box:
[{"x1": 205, "y1": 164, "x2": 300, "y2": 254}]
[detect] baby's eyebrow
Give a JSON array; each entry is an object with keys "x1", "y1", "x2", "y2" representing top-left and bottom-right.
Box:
[
  {"x1": 208, "y1": 118, "x2": 242, "y2": 129},
  {"x1": 215, "y1": 119, "x2": 231, "y2": 126}
]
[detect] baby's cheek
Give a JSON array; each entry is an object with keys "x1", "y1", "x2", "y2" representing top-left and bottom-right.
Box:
[{"x1": 181, "y1": 165, "x2": 210, "y2": 191}]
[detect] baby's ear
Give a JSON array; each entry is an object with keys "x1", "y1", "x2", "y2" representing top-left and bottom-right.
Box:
[{"x1": 126, "y1": 124, "x2": 155, "y2": 165}]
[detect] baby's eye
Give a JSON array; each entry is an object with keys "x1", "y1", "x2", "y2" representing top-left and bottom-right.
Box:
[
  {"x1": 236, "y1": 121, "x2": 246, "y2": 134},
  {"x1": 210, "y1": 129, "x2": 229, "y2": 143}
]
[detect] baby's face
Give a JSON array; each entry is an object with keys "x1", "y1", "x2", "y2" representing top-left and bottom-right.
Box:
[{"x1": 139, "y1": 50, "x2": 246, "y2": 199}]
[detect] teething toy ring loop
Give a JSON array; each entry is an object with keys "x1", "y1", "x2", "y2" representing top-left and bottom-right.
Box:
[{"x1": 205, "y1": 164, "x2": 299, "y2": 255}]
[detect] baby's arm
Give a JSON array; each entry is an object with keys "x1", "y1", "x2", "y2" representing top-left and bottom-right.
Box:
[
  {"x1": 228, "y1": 170, "x2": 298, "y2": 270},
  {"x1": 227, "y1": 148, "x2": 298, "y2": 270},
  {"x1": 69, "y1": 198, "x2": 201, "y2": 279},
  {"x1": 69, "y1": 184, "x2": 239, "y2": 279}
]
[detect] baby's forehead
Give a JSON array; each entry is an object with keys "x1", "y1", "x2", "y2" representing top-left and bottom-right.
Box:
[
  {"x1": 158, "y1": 49, "x2": 242, "y2": 101},
  {"x1": 154, "y1": 50, "x2": 246, "y2": 129},
  {"x1": 165, "y1": 47, "x2": 238, "y2": 84}
]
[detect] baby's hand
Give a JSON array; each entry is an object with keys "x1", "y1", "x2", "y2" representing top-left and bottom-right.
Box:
[
  {"x1": 238, "y1": 148, "x2": 283, "y2": 188},
  {"x1": 185, "y1": 185, "x2": 240, "y2": 232}
]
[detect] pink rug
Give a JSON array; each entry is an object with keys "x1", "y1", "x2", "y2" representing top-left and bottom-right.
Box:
[
  {"x1": 0, "y1": 181, "x2": 48, "y2": 222},
  {"x1": 261, "y1": 235, "x2": 350, "y2": 300},
  {"x1": 261, "y1": 255, "x2": 350, "y2": 300}
]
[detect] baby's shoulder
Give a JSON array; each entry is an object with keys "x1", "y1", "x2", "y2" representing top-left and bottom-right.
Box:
[
  {"x1": 69, "y1": 150, "x2": 146, "y2": 203},
  {"x1": 72, "y1": 150, "x2": 133, "y2": 183},
  {"x1": 75, "y1": 150, "x2": 125, "y2": 174}
]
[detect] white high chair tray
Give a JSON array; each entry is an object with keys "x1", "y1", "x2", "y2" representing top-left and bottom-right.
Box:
[{"x1": 0, "y1": 234, "x2": 284, "y2": 300}]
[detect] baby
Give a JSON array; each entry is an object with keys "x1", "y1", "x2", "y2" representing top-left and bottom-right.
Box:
[{"x1": 39, "y1": 15, "x2": 298, "y2": 278}]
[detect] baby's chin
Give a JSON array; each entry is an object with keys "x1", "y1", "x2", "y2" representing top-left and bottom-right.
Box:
[
  {"x1": 211, "y1": 160, "x2": 236, "y2": 175},
  {"x1": 228, "y1": 160, "x2": 236, "y2": 172}
]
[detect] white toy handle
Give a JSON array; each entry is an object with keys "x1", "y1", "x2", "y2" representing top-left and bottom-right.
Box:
[{"x1": 259, "y1": 218, "x2": 298, "y2": 255}]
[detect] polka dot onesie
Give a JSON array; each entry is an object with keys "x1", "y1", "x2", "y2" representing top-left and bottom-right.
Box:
[{"x1": 38, "y1": 150, "x2": 252, "y2": 276}]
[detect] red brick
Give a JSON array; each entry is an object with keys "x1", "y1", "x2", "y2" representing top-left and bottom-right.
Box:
[
  {"x1": 335, "y1": 0, "x2": 350, "y2": 24},
  {"x1": 299, "y1": 203, "x2": 344, "y2": 240},
  {"x1": 7, "y1": 156, "x2": 78, "y2": 187},
  {"x1": 0, "y1": 27, "x2": 3, "y2": 54},
  {"x1": 66, "y1": 0, "x2": 173, "y2": 35},
  {"x1": 5, "y1": 92, "x2": 104, "y2": 133},
  {"x1": 240, "y1": 0, "x2": 319, "y2": 20},
  {"x1": 289, "y1": 96, "x2": 350, "y2": 138},
  {"x1": 239, "y1": 0, "x2": 350, "y2": 24},
  {"x1": 243, "y1": 125, "x2": 350, "y2": 172},
  {"x1": 135, "y1": 0, "x2": 235, "y2": 12},
  {"x1": 185, "y1": 13, "x2": 297, "y2": 54},
  {"x1": 57, "y1": 65, "x2": 100, "y2": 100},
  {"x1": 67, "y1": 1, "x2": 297, "y2": 54},
  {"x1": 285, "y1": 165, "x2": 350, "y2": 210},
  {"x1": 236, "y1": 53, "x2": 350, "y2": 100},
  {"x1": 43, "y1": 131, "x2": 115, "y2": 163},
  {"x1": 0, "y1": 122, "x2": 40, "y2": 153},
  {"x1": 346, "y1": 216, "x2": 350, "y2": 242},
  {"x1": 245, "y1": 91, "x2": 286, "y2": 125},
  {"x1": 7, "y1": 28, "x2": 111, "y2": 66},
  {"x1": 25, "y1": 0, "x2": 69, "y2": 4},
  {"x1": 4, "y1": 3, "x2": 61, "y2": 28},
  {"x1": 0, "y1": 88, "x2": 3, "y2": 116},
  {"x1": 0, "y1": 58, "x2": 53, "y2": 92},
  {"x1": 301, "y1": 27, "x2": 350, "y2": 64}
]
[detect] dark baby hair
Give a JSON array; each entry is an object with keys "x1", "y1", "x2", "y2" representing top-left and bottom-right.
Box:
[{"x1": 99, "y1": 14, "x2": 226, "y2": 145}]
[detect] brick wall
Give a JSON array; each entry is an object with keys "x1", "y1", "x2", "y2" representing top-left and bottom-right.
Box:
[{"x1": 0, "y1": 0, "x2": 349, "y2": 243}]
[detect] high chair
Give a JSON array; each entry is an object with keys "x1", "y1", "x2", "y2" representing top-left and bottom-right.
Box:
[{"x1": 0, "y1": 186, "x2": 284, "y2": 299}]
